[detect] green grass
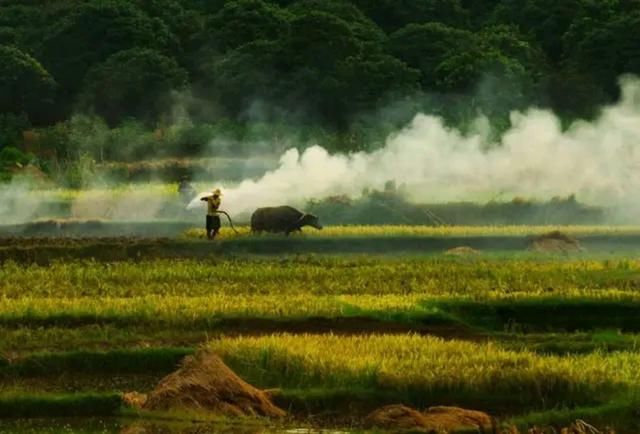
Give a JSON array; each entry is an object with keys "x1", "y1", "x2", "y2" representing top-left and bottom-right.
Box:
[
  {"x1": 1, "y1": 348, "x2": 192, "y2": 377},
  {"x1": 3, "y1": 328, "x2": 640, "y2": 362},
  {"x1": 0, "y1": 325, "x2": 208, "y2": 355},
  {"x1": 499, "y1": 330, "x2": 640, "y2": 355},
  {"x1": 431, "y1": 299, "x2": 640, "y2": 332},
  {"x1": 508, "y1": 397, "x2": 640, "y2": 432},
  {"x1": 0, "y1": 393, "x2": 122, "y2": 418}
]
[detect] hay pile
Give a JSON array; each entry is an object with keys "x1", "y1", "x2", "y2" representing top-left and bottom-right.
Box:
[
  {"x1": 364, "y1": 404, "x2": 494, "y2": 433},
  {"x1": 141, "y1": 351, "x2": 285, "y2": 418},
  {"x1": 528, "y1": 231, "x2": 584, "y2": 253},
  {"x1": 122, "y1": 391, "x2": 147, "y2": 409},
  {"x1": 445, "y1": 246, "x2": 481, "y2": 257}
]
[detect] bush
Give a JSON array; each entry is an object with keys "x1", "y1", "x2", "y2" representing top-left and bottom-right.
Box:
[
  {"x1": 0, "y1": 145, "x2": 36, "y2": 182},
  {"x1": 167, "y1": 122, "x2": 218, "y2": 156},
  {"x1": 306, "y1": 188, "x2": 605, "y2": 226},
  {"x1": 61, "y1": 152, "x2": 97, "y2": 189},
  {"x1": 0, "y1": 146, "x2": 34, "y2": 168},
  {"x1": 0, "y1": 112, "x2": 29, "y2": 149}
]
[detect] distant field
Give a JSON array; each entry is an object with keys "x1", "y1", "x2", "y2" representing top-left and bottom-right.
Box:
[
  {"x1": 6, "y1": 219, "x2": 640, "y2": 239},
  {"x1": 184, "y1": 224, "x2": 640, "y2": 238},
  {"x1": 4, "y1": 224, "x2": 640, "y2": 263}
]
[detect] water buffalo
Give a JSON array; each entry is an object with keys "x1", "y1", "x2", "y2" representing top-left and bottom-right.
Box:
[{"x1": 250, "y1": 206, "x2": 323, "y2": 235}]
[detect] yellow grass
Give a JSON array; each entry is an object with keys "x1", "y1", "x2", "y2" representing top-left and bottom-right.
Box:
[{"x1": 209, "y1": 334, "x2": 640, "y2": 391}]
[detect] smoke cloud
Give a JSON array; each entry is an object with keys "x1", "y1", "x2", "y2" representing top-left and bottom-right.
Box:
[
  {"x1": 0, "y1": 178, "x2": 41, "y2": 225},
  {"x1": 189, "y1": 76, "x2": 640, "y2": 218},
  {"x1": 3, "y1": 76, "x2": 640, "y2": 226}
]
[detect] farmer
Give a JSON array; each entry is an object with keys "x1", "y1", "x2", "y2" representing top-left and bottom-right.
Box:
[{"x1": 200, "y1": 188, "x2": 222, "y2": 240}]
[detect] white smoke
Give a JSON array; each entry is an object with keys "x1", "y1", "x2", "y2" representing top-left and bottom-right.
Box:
[
  {"x1": 189, "y1": 75, "x2": 640, "y2": 217},
  {"x1": 0, "y1": 178, "x2": 41, "y2": 225}
]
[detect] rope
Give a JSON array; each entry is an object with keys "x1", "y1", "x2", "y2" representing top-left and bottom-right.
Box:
[{"x1": 216, "y1": 210, "x2": 239, "y2": 234}]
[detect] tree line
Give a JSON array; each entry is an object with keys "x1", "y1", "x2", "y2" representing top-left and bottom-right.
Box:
[{"x1": 1, "y1": 0, "x2": 639, "y2": 160}]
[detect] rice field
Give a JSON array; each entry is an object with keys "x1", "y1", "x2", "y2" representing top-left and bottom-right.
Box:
[
  {"x1": 4, "y1": 230, "x2": 640, "y2": 432},
  {"x1": 4, "y1": 256, "x2": 640, "y2": 299},
  {"x1": 210, "y1": 334, "x2": 640, "y2": 401},
  {"x1": 182, "y1": 224, "x2": 640, "y2": 239}
]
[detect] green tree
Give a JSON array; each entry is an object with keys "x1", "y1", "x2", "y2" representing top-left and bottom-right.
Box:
[
  {"x1": 490, "y1": 0, "x2": 586, "y2": 63},
  {"x1": 564, "y1": 10, "x2": 640, "y2": 97},
  {"x1": 136, "y1": 0, "x2": 204, "y2": 55},
  {"x1": 0, "y1": 5, "x2": 46, "y2": 52},
  {"x1": 0, "y1": 113, "x2": 30, "y2": 150},
  {"x1": 78, "y1": 48, "x2": 188, "y2": 126},
  {"x1": 202, "y1": 40, "x2": 285, "y2": 116},
  {"x1": 435, "y1": 48, "x2": 527, "y2": 92},
  {"x1": 350, "y1": 0, "x2": 469, "y2": 33},
  {"x1": 204, "y1": 0, "x2": 290, "y2": 52},
  {"x1": 281, "y1": 11, "x2": 366, "y2": 126},
  {"x1": 287, "y1": 0, "x2": 385, "y2": 48},
  {"x1": 335, "y1": 53, "x2": 420, "y2": 117},
  {"x1": 287, "y1": 11, "x2": 361, "y2": 72},
  {"x1": 389, "y1": 23, "x2": 475, "y2": 89},
  {"x1": 480, "y1": 25, "x2": 547, "y2": 70},
  {"x1": 0, "y1": 45, "x2": 57, "y2": 125},
  {"x1": 38, "y1": 1, "x2": 178, "y2": 113}
]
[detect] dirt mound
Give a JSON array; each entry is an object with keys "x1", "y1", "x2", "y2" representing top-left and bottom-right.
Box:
[
  {"x1": 528, "y1": 231, "x2": 584, "y2": 253},
  {"x1": 445, "y1": 246, "x2": 481, "y2": 256},
  {"x1": 364, "y1": 404, "x2": 494, "y2": 433},
  {"x1": 423, "y1": 406, "x2": 494, "y2": 432},
  {"x1": 363, "y1": 404, "x2": 429, "y2": 430},
  {"x1": 142, "y1": 350, "x2": 286, "y2": 418}
]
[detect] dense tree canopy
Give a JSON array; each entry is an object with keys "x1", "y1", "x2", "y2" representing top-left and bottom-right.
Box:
[
  {"x1": 37, "y1": 1, "x2": 177, "y2": 117},
  {"x1": 78, "y1": 48, "x2": 189, "y2": 126},
  {"x1": 206, "y1": 0, "x2": 290, "y2": 52},
  {"x1": 0, "y1": 0, "x2": 638, "y2": 155},
  {"x1": 0, "y1": 45, "x2": 57, "y2": 124}
]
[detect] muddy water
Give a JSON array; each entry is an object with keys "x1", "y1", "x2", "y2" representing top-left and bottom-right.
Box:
[{"x1": 0, "y1": 419, "x2": 360, "y2": 434}]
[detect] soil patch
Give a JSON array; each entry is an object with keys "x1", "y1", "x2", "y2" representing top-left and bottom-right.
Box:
[
  {"x1": 528, "y1": 231, "x2": 584, "y2": 253},
  {"x1": 364, "y1": 404, "x2": 494, "y2": 433},
  {"x1": 142, "y1": 350, "x2": 285, "y2": 418}
]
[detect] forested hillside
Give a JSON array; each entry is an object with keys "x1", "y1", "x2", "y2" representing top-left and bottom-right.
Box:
[{"x1": 1, "y1": 0, "x2": 639, "y2": 166}]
